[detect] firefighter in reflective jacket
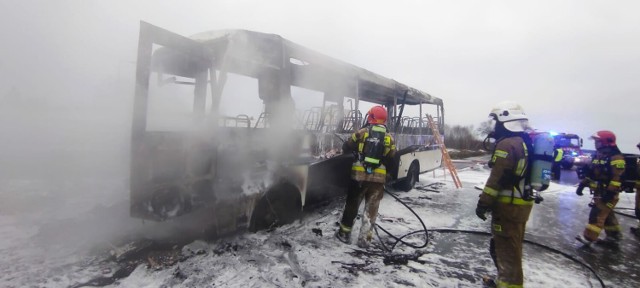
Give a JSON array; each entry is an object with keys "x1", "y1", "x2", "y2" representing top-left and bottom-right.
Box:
[
  {"x1": 575, "y1": 130, "x2": 626, "y2": 244},
  {"x1": 552, "y1": 148, "x2": 563, "y2": 181},
  {"x1": 630, "y1": 142, "x2": 640, "y2": 237},
  {"x1": 476, "y1": 101, "x2": 534, "y2": 288},
  {"x1": 335, "y1": 105, "x2": 396, "y2": 248}
]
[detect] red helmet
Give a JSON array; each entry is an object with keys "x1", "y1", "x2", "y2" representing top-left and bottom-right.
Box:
[
  {"x1": 367, "y1": 106, "x2": 387, "y2": 124},
  {"x1": 590, "y1": 130, "x2": 616, "y2": 147}
]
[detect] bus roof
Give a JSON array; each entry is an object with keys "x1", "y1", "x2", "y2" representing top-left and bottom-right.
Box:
[{"x1": 150, "y1": 24, "x2": 442, "y2": 107}]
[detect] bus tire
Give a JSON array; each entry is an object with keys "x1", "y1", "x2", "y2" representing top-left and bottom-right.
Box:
[
  {"x1": 249, "y1": 183, "x2": 302, "y2": 232},
  {"x1": 396, "y1": 161, "x2": 419, "y2": 192}
]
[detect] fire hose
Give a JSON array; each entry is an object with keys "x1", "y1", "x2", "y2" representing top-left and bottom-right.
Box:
[{"x1": 374, "y1": 187, "x2": 606, "y2": 288}]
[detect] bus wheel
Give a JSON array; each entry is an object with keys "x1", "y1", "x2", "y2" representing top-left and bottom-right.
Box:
[
  {"x1": 396, "y1": 162, "x2": 419, "y2": 192},
  {"x1": 249, "y1": 184, "x2": 302, "y2": 232}
]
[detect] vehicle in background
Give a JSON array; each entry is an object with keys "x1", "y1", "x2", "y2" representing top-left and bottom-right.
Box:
[
  {"x1": 129, "y1": 22, "x2": 445, "y2": 238},
  {"x1": 549, "y1": 132, "x2": 588, "y2": 169}
]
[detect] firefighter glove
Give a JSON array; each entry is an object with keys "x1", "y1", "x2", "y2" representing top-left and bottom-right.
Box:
[
  {"x1": 576, "y1": 185, "x2": 585, "y2": 196},
  {"x1": 475, "y1": 205, "x2": 490, "y2": 221}
]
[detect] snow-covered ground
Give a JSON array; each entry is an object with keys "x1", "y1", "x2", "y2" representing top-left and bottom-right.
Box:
[{"x1": 1, "y1": 164, "x2": 638, "y2": 287}]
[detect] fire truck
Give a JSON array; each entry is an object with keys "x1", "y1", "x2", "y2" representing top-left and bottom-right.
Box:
[
  {"x1": 549, "y1": 132, "x2": 588, "y2": 169},
  {"x1": 527, "y1": 131, "x2": 588, "y2": 169}
]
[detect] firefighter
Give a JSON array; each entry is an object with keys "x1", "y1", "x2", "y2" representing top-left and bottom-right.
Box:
[
  {"x1": 575, "y1": 130, "x2": 625, "y2": 244},
  {"x1": 475, "y1": 101, "x2": 534, "y2": 288},
  {"x1": 335, "y1": 105, "x2": 396, "y2": 248},
  {"x1": 631, "y1": 142, "x2": 640, "y2": 237},
  {"x1": 552, "y1": 147, "x2": 564, "y2": 181}
]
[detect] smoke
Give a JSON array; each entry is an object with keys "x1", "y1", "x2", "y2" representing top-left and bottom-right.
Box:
[{"x1": 0, "y1": 69, "x2": 138, "y2": 259}]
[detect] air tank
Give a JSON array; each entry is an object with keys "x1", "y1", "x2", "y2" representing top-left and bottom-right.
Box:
[{"x1": 530, "y1": 132, "x2": 555, "y2": 191}]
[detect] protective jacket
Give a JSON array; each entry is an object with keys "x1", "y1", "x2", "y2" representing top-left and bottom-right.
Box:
[
  {"x1": 580, "y1": 146, "x2": 625, "y2": 241},
  {"x1": 477, "y1": 135, "x2": 533, "y2": 287},
  {"x1": 479, "y1": 136, "x2": 533, "y2": 208},
  {"x1": 581, "y1": 147, "x2": 626, "y2": 195},
  {"x1": 344, "y1": 125, "x2": 396, "y2": 183}
]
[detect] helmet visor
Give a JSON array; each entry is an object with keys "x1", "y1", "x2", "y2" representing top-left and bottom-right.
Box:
[{"x1": 503, "y1": 119, "x2": 529, "y2": 132}]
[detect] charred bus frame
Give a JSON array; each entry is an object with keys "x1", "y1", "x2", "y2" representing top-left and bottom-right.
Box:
[{"x1": 130, "y1": 22, "x2": 444, "y2": 237}]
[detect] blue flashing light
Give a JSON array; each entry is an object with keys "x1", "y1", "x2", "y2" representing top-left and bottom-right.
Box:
[{"x1": 549, "y1": 131, "x2": 559, "y2": 136}]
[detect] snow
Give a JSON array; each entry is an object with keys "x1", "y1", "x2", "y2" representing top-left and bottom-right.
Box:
[{"x1": 1, "y1": 165, "x2": 637, "y2": 287}]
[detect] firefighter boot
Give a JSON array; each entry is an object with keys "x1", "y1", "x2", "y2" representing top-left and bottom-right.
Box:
[
  {"x1": 335, "y1": 224, "x2": 352, "y2": 244},
  {"x1": 481, "y1": 276, "x2": 497, "y2": 288},
  {"x1": 575, "y1": 234, "x2": 594, "y2": 246},
  {"x1": 602, "y1": 232, "x2": 622, "y2": 246}
]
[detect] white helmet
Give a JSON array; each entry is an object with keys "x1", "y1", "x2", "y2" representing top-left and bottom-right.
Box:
[{"x1": 489, "y1": 101, "x2": 529, "y2": 132}]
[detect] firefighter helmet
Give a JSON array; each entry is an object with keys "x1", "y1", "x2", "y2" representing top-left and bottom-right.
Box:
[
  {"x1": 367, "y1": 106, "x2": 387, "y2": 124},
  {"x1": 590, "y1": 130, "x2": 616, "y2": 148},
  {"x1": 489, "y1": 101, "x2": 529, "y2": 132}
]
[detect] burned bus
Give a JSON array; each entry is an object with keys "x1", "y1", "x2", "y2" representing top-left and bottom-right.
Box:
[{"x1": 130, "y1": 22, "x2": 444, "y2": 237}]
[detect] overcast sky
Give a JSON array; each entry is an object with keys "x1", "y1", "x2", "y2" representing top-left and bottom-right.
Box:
[{"x1": 1, "y1": 0, "x2": 639, "y2": 152}]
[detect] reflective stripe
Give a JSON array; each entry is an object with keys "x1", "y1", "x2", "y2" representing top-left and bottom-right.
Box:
[
  {"x1": 516, "y1": 143, "x2": 528, "y2": 176},
  {"x1": 483, "y1": 186, "x2": 499, "y2": 197},
  {"x1": 497, "y1": 281, "x2": 523, "y2": 288},
  {"x1": 357, "y1": 132, "x2": 369, "y2": 153},
  {"x1": 493, "y1": 224, "x2": 502, "y2": 232},
  {"x1": 606, "y1": 202, "x2": 614, "y2": 209},
  {"x1": 604, "y1": 225, "x2": 621, "y2": 232},
  {"x1": 371, "y1": 125, "x2": 386, "y2": 132},
  {"x1": 340, "y1": 224, "x2": 352, "y2": 232},
  {"x1": 586, "y1": 224, "x2": 602, "y2": 234},
  {"x1": 494, "y1": 150, "x2": 508, "y2": 158},
  {"x1": 384, "y1": 135, "x2": 391, "y2": 146},
  {"x1": 610, "y1": 181, "x2": 621, "y2": 187},
  {"x1": 351, "y1": 133, "x2": 358, "y2": 142},
  {"x1": 496, "y1": 196, "x2": 534, "y2": 206},
  {"x1": 497, "y1": 189, "x2": 523, "y2": 198},
  {"x1": 611, "y1": 159, "x2": 626, "y2": 169},
  {"x1": 374, "y1": 168, "x2": 386, "y2": 174},
  {"x1": 515, "y1": 158, "x2": 526, "y2": 177},
  {"x1": 364, "y1": 157, "x2": 380, "y2": 164},
  {"x1": 352, "y1": 163, "x2": 386, "y2": 174}
]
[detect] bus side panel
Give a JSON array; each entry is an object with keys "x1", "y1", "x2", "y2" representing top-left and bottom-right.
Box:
[
  {"x1": 396, "y1": 147, "x2": 443, "y2": 179},
  {"x1": 416, "y1": 149, "x2": 443, "y2": 173}
]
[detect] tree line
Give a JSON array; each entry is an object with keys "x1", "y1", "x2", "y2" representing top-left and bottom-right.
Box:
[{"x1": 442, "y1": 120, "x2": 492, "y2": 159}]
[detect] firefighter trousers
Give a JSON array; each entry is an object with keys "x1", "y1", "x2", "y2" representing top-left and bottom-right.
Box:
[
  {"x1": 583, "y1": 197, "x2": 621, "y2": 241},
  {"x1": 489, "y1": 203, "x2": 532, "y2": 287},
  {"x1": 339, "y1": 180, "x2": 384, "y2": 238}
]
